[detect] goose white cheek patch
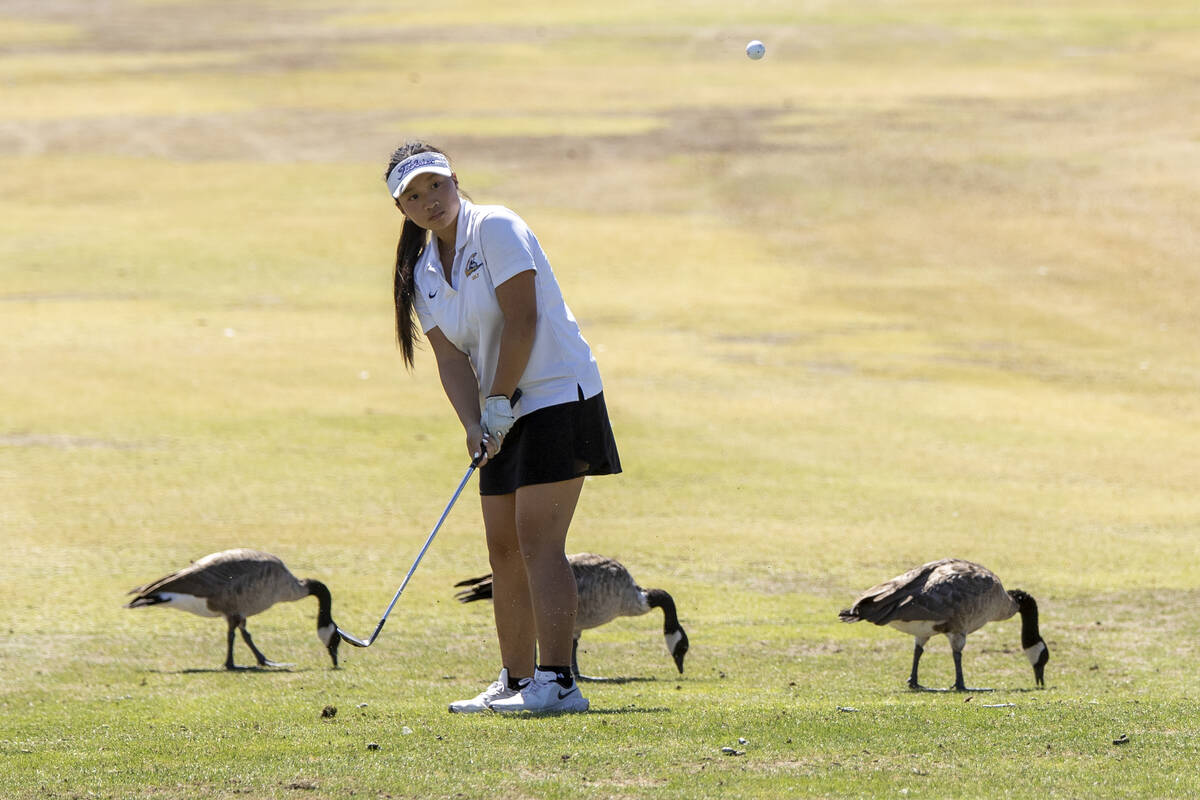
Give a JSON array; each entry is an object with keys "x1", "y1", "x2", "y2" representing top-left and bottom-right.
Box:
[
  {"x1": 1024, "y1": 641, "x2": 1047, "y2": 665},
  {"x1": 665, "y1": 630, "x2": 684, "y2": 654},
  {"x1": 317, "y1": 623, "x2": 337, "y2": 646}
]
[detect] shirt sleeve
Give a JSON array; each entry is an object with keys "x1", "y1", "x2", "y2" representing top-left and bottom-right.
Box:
[
  {"x1": 478, "y1": 211, "x2": 538, "y2": 287},
  {"x1": 413, "y1": 287, "x2": 436, "y2": 334},
  {"x1": 411, "y1": 261, "x2": 437, "y2": 333}
]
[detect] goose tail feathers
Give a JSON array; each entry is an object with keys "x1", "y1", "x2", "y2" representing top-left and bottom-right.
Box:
[{"x1": 454, "y1": 573, "x2": 494, "y2": 603}]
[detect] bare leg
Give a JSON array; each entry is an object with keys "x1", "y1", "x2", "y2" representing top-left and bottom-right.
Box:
[
  {"x1": 514, "y1": 477, "x2": 585, "y2": 667},
  {"x1": 482, "y1": 492, "x2": 536, "y2": 678}
]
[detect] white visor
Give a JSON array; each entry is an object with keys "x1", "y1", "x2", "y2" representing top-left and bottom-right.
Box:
[{"x1": 387, "y1": 152, "x2": 453, "y2": 198}]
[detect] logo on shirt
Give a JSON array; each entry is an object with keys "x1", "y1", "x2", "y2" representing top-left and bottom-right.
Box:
[{"x1": 464, "y1": 253, "x2": 483, "y2": 280}]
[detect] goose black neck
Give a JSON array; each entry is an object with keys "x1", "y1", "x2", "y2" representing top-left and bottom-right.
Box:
[
  {"x1": 646, "y1": 589, "x2": 680, "y2": 632},
  {"x1": 304, "y1": 579, "x2": 334, "y2": 627},
  {"x1": 1010, "y1": 590, "x2": 1041, "y2": 649}
]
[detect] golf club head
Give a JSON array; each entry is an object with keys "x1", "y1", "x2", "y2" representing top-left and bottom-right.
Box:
[{"x1": 337, "y1": 627, "x2": 373, "y2": 648}]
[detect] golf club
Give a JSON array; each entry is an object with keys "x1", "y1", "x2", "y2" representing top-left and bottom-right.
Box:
[{"x1": 338, "y1": 390, "x2": 519, "y2": 648}]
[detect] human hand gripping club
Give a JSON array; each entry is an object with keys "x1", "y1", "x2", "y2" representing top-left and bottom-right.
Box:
[
  {"x1": 481, "y1": 393, "x2": 516, "y2": 451},
  {"x1": 337, "y1": 390, "x2": 520, "y2": 649}
]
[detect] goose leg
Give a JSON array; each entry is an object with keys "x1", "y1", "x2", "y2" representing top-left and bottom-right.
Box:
[
  {"x1": 224, "y1": 615, "x2": 268, "y2": 670},
  {"x1": 907, "y1": 641, "x2": 925, "y2": 690},
  {"x1": 239, "y1": 622, "x2": 291, "y2": 668},
  {"x1": 224, "y1": 620, "x2": 239, "y2": 670},
  {"x1": 572, "y1": 636, "x2": 603, "y2": 682},
  {"x1": 908, "y1": 638, "x2": 947, "y2": 692},
  {"x1": 951, "y1": 649, "x2": 992, "y2": 692}
]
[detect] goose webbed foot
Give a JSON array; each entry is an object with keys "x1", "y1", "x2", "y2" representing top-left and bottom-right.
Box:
[
  {"x1": 572, "y1": 658, "x2": 610, "y2": 682},
  {"x1": 908, "y1": 680, "x2": 951, "y2": 693},
  {"x1": 256, "y1": 658, "x2": 293, "y2": 668},
  {"x1": 572, "y1": 656, "x2": 608, "y2": 681},
  {"x1": 576, "y1": 673, "x2": 610, "y2": 683},
  {"x1": 224, "y1": 659, "x2": 292, "y2": 670},
  {"x1": 950, "y1": 652, "x2": 991, "y2": 692},
  {"x1": 238, "y1": 628, "x2": 290, "y2": 668}
]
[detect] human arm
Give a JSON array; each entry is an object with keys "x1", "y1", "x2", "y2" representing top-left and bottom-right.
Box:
[
  {"x1": 478, "y1": 271, "x2": 535, "y2": 443},
  {"x1": 478, "y1": 213, "x2": 539, "y2": 440},
  {"x1": 426, "y1": 325, "x2": 494, "y2": 462},
  {"x1": 487, "y1": 269, "x2": 536, "y2": 402}
]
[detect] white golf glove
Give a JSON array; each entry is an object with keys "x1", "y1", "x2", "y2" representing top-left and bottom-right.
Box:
[{"x1": 481, "y1": 394, "x2": 516, "y2": 441}]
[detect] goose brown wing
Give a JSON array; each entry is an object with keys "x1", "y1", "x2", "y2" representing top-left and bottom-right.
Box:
[
  {"x1": 841, "y1": 559, "x2": 961, "y2": 624},
  {"x1": 885, "y1": 561, "x2": 1004, "y2": 628},
  {"x1": 128, "y1": 550, "x2": 280, "y2": 599},
  {"x1": 570, "y1": 553, "x2": 645, "y2": 630}
]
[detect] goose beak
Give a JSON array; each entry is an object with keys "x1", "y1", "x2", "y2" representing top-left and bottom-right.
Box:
[
  {"x1": 1024, "y1": 638, "x2": 1049, "y2": 688},
  {"x1": 318, "y1": 623, "x2": 341, "y2": 668},
  {"x1": 327, "y1": 630, "x2": 341, "y2": 668},
  {"x1": 1033, "y1": 654, "x2": 1048, "y2": 687},
  {"x1": 669, "y1": 629, "x2": 689, "y2": 674},
  {"x1": 1032, "y1": 639, "x2": 1049, "y2": 687}
]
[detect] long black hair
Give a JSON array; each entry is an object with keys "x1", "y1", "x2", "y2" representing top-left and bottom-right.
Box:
[{"x1": 384, "y1": 141, "x2": 449, "y2": 368}]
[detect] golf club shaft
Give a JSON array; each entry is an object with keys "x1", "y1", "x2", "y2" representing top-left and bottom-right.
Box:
[
  {"x1": 338, "y1": 389, "x2": 519, "y2": 648},
  {"x1": 338, "y1": 451, "x2": 485, "y2": 648}
]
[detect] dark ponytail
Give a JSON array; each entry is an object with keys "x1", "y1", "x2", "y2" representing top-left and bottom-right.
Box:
[
  {"x1": 384, "y1": 141, "x2": 449, "y2": 369},
  {"x1": 391, "y1": 217, "x2": 424, "y2": 368}
]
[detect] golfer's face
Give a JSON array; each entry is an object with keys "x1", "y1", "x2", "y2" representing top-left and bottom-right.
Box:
[{"x1": 396, "y1": 172, "x2": 459, "y2": 234}]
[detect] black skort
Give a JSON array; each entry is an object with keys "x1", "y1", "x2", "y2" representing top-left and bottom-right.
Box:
[{"x1": 479, "y1": 388, "x2": 621, "y2": 496}]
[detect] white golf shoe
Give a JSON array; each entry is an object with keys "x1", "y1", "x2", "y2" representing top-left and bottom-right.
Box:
[
  {"x1": 488, "y1": 668, "x2": 589, "y2": 714},
  {"x1": 448, "y1": 668, "x2": 527, "y2": 714}
]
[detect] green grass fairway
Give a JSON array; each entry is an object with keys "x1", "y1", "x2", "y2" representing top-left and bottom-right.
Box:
[{"x1": 3, "y1": 1, "x2": 1199, "y2": 797}]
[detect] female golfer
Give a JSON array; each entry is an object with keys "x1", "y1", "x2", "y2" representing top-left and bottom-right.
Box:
[{"x1": 385, "y1": 142, "x2": 620, "y2": 714}]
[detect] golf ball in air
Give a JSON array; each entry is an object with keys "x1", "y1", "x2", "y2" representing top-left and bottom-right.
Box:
[{"x1": 746, "y1": 40, "x2": 765, "y2": 60}]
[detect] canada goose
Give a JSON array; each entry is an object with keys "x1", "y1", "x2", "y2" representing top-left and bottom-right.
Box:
[
  {"x1": 839, "y1": 558, "x2": 1048, "y2": 691},
  {"x1": 454, "y1": 552, "x2": 689, "y2": 681},
  {"x1": 125, "y1": 548, "x2": 341, "y2": 670}
]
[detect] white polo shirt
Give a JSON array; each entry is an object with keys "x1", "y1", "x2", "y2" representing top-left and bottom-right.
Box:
[{"x1": 412, "y1": 199, "x2": 603, "y2": 417}]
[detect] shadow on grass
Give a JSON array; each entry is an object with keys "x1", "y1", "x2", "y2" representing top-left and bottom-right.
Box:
[
  {"x1": 142, "y1": 666, "x2": 313, "y2": 675},
  {"x1": 907, "y1": 685, "x2": 1051, "y2": 694},
  {"x1": 500, "y1": 706, "x2": 673, "y2": 718}
]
